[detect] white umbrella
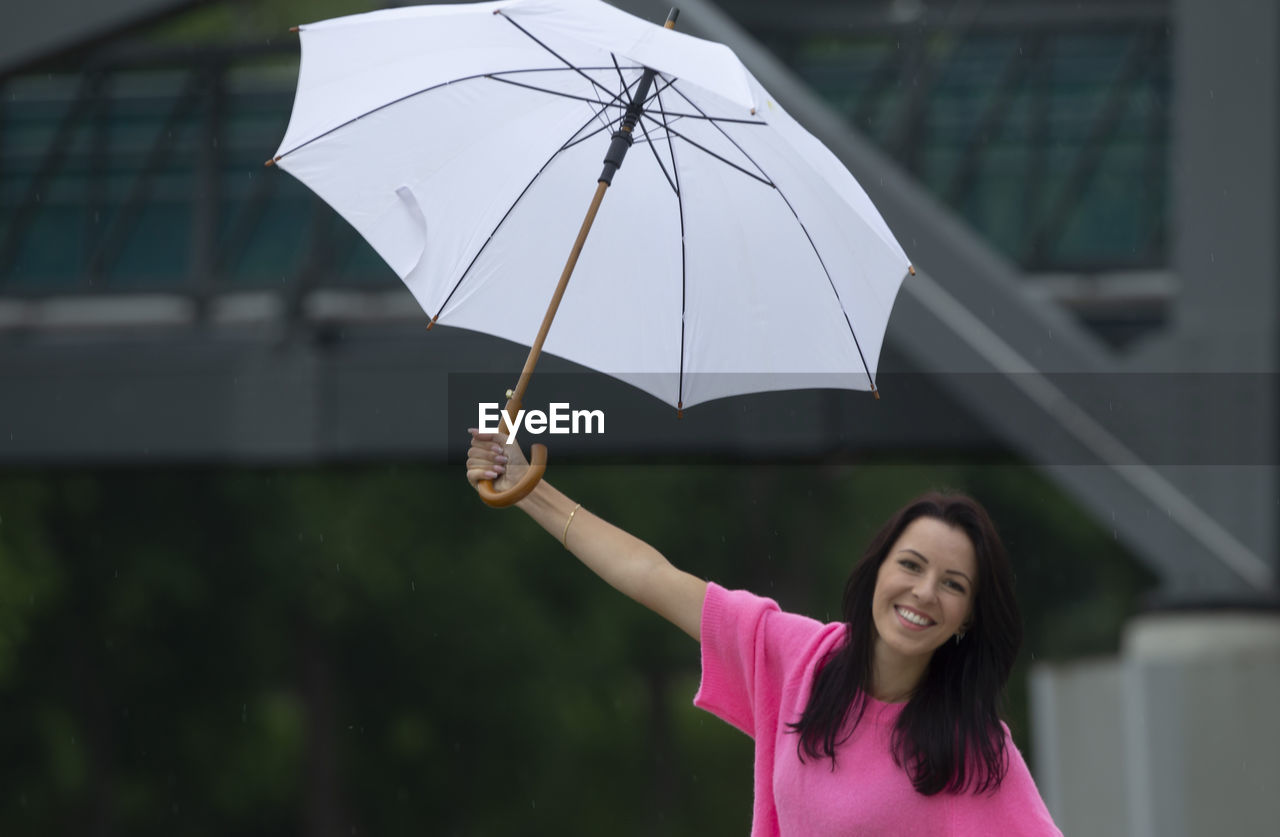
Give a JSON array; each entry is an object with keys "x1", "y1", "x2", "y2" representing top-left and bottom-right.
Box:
[{"x1": 269, "y1": 0, "x2": 912, "y2": 504}]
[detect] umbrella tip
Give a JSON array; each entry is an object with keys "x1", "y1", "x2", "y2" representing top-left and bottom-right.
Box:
[
  {"x1": 289, "y1": 25, "x2": 299, "y2": 33},
  {"x1": 665, "y1": 8, "x2": 680, "y2": 28},
  {"x1": 264, "y1": 155, "x2": 280, "y2": 167},
  {"x1": 426, "y1": 315, "x2": 438, "y2": 331},
  {"x1": 908, "y1": 264, "x2": 916, "y2": 276},
  {"x1": 872, "y1": 388, "x2": 881, "y2": 401},
  {"x1": 677, "y1": 402, "x2": 684, "y2": 419}
]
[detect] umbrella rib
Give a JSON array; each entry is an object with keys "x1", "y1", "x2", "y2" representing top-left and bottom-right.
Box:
[
  {"x1": 637, "y1": 118, "x2": 679, "y2": 197},
  {"x1": 485, "y1": 75, "x2": 735, "y2": 126},
  {"x1": 274, "y1": 68, "x2": 641, "y2": 162},
  {"x1": 430, "y1": 96, "x2": 624, "y2": 321},
  {"x1": 491, "y1": 65, "x2": 645, "y2": 75},
  {"x1": 496, "y1": 11, "x2": 618, "y2": 103},
  {"x1": 666, "y1": 82, "x2": 773, "y2": 182},
  {"x1": 639, "y1": 112, "x2": 773, "y2": 187},
  {"x1": 777, "y1": 188, "x2": 877, "y2": 392},
  {"x1": 565, "y1": 71, "x2": 642, "y2": 148},
  {"x1": 641, "y1": 108, "x2": 762, "y2": 125},
  {"x1": 655, "y1": 82, "x2": 689, "y2": 413},
  {"x1": 610, "y1": 53, "x2": 632, "y2": 105},
  {"x1": 669, "y1": 83, "x2": 877, "y2": 391},
  {"x1": 484, "y1": 74, "x2": 638, "y2": 152},
  {"x1": 486, "y1": 74, "x2": 618, "y2": 112},
  {"x1": 276, "y1": 71, "x2": 496, "y2": 161},
  {"x1": 562, "y1": 114, "x2": 625, "y2": 153},
  {"x1": 644, "y1": 74, "x2": 678, "y2": 110},
  {"x1": 643, "y1": 75, "x2": 765, "y2": 125}
]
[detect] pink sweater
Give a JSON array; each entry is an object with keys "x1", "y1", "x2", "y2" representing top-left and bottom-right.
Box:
[{"x1": 694, "y1": 583, "x2": 1062, "y2": 836}]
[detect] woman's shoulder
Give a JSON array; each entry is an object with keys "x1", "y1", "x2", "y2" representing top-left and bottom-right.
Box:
[{"x1": 703, "y1": 582, "x2": 847, "y2": 665}]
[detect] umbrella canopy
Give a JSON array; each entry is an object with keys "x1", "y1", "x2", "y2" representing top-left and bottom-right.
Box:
[{"x1": 272, "y1": 0, "x2": 911, "y2": 410}]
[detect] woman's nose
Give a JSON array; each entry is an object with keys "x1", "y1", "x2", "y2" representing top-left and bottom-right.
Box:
[{"x1": 911, "y1": 575, "x2": 938, "y2": 602}]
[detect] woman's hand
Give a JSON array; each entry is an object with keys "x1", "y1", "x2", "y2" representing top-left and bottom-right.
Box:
[{"x1": 465, "y1": 428, "x2": 529, "y2": 495}]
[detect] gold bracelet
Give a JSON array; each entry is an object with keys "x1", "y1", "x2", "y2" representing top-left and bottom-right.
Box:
[{"x1": 562, "y1": 503, "x2": 583, "y2": 549}]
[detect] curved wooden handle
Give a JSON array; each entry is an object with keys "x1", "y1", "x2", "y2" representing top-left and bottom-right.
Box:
[{"x1": 476, "y1": 443, "x2": 548, "y2": 508}]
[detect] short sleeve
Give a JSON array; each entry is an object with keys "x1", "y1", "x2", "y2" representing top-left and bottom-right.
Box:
[
  {"x1": 950, "y1": 728, "x2": 1062, "y2": 836},
  {"x1": 693, "y1": 582, "x2": 827, "y2": 738}
]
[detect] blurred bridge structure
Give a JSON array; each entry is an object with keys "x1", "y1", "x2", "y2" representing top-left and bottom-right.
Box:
[{"x1": 1, "y1": 2, "x2": 1277, "y2": 833}]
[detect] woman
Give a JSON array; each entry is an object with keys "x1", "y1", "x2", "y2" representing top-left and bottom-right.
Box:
[{"x1": 465, "y1": 429, "x2": 1062, "y2": 836}]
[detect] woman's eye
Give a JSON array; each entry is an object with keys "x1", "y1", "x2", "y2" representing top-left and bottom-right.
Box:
[
  {"x1": 944, "y1": 579, "x2": 966, "y2": 594},
  {"x1": 899, "y1": 559, "x2": 920, "y2": 572}
]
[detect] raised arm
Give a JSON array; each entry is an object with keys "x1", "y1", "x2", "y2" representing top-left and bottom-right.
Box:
[{"x1": 466, "y1": 430, "x2": 707, "y2": 640}]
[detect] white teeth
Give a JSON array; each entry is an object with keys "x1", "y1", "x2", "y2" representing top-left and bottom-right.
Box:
[{"x1": 896, "y1": 606, "x2": 933, "y2": 627}]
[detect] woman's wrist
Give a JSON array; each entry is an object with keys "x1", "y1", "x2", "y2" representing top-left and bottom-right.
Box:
[{"x1": 515, "y1": 478, "x2": 560, "y2": 516}]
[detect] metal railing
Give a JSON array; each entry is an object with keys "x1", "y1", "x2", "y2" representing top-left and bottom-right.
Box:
[{"x1": 0, "y1": 12, "x2": 1170, "y2": 318}]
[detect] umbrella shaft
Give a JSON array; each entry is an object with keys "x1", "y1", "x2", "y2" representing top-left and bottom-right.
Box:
[{"x1": 503, "y1": 178, "x2": 611, "y2": 423}]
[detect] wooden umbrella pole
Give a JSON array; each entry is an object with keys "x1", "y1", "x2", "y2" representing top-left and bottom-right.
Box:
[
  {"x1": 476, "y1": 179, "x2": 611, "y2": 508},
  {"x1": 503, "y1": 178, "x2": 610, "y2": 425}
]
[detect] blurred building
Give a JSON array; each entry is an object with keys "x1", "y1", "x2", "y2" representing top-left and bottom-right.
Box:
[{"x1": 2, "y1": 1, "x2": 1277, "y2": 833}]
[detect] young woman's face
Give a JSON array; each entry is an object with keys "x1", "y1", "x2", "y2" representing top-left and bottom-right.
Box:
[{"x1": 870, "y1": 516, "x2": 977, "y2": 663}]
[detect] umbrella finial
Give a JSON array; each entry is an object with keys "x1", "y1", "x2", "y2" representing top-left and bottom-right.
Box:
[
  {"x1": 665, "y1": 8, "x2": 680, "y2": 28},
  {"x1": 908, "y1": 265, "x2": 916, "y2": 276}
]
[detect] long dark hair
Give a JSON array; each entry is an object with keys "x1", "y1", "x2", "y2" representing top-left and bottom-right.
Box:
[{"x1": 787, "y1": 492, "x2": 1022, "y2": 795}]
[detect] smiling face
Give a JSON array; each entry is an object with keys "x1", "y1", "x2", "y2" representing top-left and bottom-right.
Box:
[{"x1": 870, "y1": 516, "x2": 978, "y2": 669}]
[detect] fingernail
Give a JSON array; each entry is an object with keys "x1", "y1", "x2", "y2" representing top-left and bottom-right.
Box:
[
  {"x1": 490, "y1": 444, "x2": 503, "y2": 454},
  {"x1": 495, "y1": 455, "x2": 508, "y2": 463},
  {"x1": 484, "y1": 470, "x2": 498, "y2": 479},
  {"x1": 467, "y1": 427, "x2": 477, "y2": 434},
  {"x1": 494, "y1": 464, "x2": 504, "y2": 473}
]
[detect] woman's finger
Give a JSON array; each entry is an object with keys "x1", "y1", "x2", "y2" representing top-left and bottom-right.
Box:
[
  {"x1": 465, "y1": 464, "x2": 503, "y2": 484},
  {"x1": 465, "y1": 429, "x2": 512, "y2": 489}
]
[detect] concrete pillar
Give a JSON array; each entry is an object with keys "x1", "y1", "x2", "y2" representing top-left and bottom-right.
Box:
[
  {"x1": 1121, "y1": 611, "x2": 1280, "y2": 837},
  {"x1": 1132, "y1": 0, "x2": 1280, "y2": 595},
  {"x1": 1032, "y1": 610, "x2": 1280, "y2": 836}
]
